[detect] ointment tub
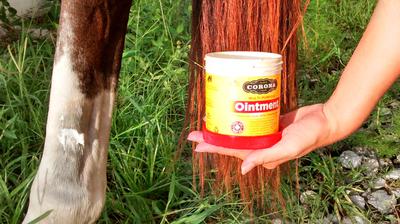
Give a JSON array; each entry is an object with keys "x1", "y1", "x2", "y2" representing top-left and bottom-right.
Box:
[{"x1": 203, "y1": 51, "x2": 283, "y2": 149}]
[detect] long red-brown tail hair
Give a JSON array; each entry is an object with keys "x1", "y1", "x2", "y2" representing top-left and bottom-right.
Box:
[{"x1": 180, "y1": 0, "x2": 308, "y2": 213}]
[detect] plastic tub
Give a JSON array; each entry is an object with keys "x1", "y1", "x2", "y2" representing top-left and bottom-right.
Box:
[{"x1": 203, "y1": 51, "x2": 283, "y2": 150}]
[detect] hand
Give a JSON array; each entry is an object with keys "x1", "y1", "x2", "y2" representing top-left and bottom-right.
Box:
[{"x1": 187, "y1": 104, "x2": 334, "y2": 175}]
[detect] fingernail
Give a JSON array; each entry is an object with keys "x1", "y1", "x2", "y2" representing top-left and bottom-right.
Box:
[
  {"x1": 187, "y1": 132, "x2": 196, "y2": 141},
  {"x1": 241, "y1": 162, "x2": 254, "y2": 175},
  {"x1": 265, "y1": 165, "x2": 276, "y2": 170}
]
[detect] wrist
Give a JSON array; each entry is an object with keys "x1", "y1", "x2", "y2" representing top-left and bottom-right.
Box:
[{"x1": 321, "y1": 102, "x2": 339, "y2": 146}]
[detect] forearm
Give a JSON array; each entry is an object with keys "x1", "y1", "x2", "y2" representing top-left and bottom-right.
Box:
[{"x1": 323, "y1": 0, "x2": 400, "y2": 144}]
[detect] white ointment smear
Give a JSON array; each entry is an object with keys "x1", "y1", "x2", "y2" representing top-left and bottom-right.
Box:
[{"x1": 58, "y1": 129, "x2": 85, "y2": 152}]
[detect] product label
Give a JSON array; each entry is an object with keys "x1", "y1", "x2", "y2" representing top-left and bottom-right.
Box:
[{"x1": 205, "y1": 73, "x2": 281, "y2": 136}]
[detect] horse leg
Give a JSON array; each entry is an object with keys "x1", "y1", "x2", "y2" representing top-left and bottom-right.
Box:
[{"x1": 23, "y1": 0, "x2": 132, "y2": 223}]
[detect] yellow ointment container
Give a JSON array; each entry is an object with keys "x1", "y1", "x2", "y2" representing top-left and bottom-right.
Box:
[{"x1": 203, "y1": 51, "x2": 283, "y2": 149}]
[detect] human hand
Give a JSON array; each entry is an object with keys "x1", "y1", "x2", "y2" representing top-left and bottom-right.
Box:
[{"x1": 188, "y1": 104, "x2": 334, "y2": 175}]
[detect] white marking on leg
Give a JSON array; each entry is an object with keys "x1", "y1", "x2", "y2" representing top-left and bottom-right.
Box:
[{"x1": 58, "y1": 128, "x2": 85, "y2": 152}]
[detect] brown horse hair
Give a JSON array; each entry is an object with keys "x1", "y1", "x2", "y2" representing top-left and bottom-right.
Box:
[{"x1": 177, "y1": 0, "x2": 310, "y2": 214}]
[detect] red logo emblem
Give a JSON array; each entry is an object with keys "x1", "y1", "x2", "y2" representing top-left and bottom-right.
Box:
[{"x1": 231, "y1": 121, "x2": 244, "y2": 134}]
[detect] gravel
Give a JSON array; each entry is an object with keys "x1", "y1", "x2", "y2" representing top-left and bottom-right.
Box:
[
  {"x1": 322, "y1": 214, "x2": 340, "y2": 224},
  {"x1": 372, "y1": 178, "x2": 386, "y2": 189},
  {"x1": 384, "y1": 168, "x2": 400, "y2": 181},
  {"x1": 366, "y1": 190, "x2": 397, "y2": 214},
  {"x1": 342, "y1": 216, "x2": 367, "y2": 224},
  {"x1": 391, "y1": 188, "x2": 400, "y2": 199},
  {"x1": 352, "y1": 147, "x2": 376, "y2": 157},
  {"x1": 350, "y1": 194, "x2": 366, "y2": 210},
  {"x1": 362, "y1": 157, "x2": 380, "y2": 174},
  {"x1": 300, "y1": 190, "x2": 317, "y2": 204},
  {"x1": 339, "y1": 151, "x2": 362, "y2": 169}
]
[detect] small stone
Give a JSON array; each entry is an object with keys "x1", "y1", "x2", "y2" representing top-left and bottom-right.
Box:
[
  {"x1": 350, "y1": 195, "x2": 365, "y2": 209},
  {"x1": 28, "y1": 28, "x2": 52, "y2": 39},
  {"x1": 353, "y1": 147, "x2": 376, "y2": 157},
  {"x1": 372, "y1": 178, "x2": 387, "y2": 189},
  {"x1": 322, "y1": 214, "x2": 340, "y2": 224},
  {"x1": 362, "y1": 157, "x2": 380, "y2": 174},
  {"x1": 393, "y1": 155, "x2": 400, "y2": 165},
  {"x1": 339, "y1": 151, "x2": 362, "y2": 169},
  {"x1": 367, "y1": 190, "x2": 396, "y2": 214},
  {"x1": 384, "y1": 169, "x2": 400, "y2": 181},
  {"x1": 300, "y1": 190, "x2": 317, "y2": 204},
  {"x1": 379, "y1": 158, "x2": 392, "y2": 168},
  {"x1": 271, "y1": 218, "x2": 285, "y2": 224},
  {"x1": 342, "y1": 216, "x2": 367, "y2": 224},
  {"x1": 354, "y1": 216, "x2": 368, "y2": 224},
  {"x1": 391, "y1": 188, "x2": 400, "y2": 198},
  {"x1": 8, "y1": 0, "x2": 48, "y2": 18}
]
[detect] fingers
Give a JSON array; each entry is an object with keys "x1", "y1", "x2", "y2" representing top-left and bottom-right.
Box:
[
  {"x1": 262, "y1": 158, "x2": 291, "y2": 169},
  {"x1": 187, "y1": 131, "x2": 250, "y2": 159},
  {"x1": 188, "y1": 133, "x2": 291, "y2": 171},
  {"x1": 241, "y1": 135, "x2": 302, "y2": 175},
  {"x1": 187, "y1": 131, "x2": 311, "y2": 175},
  {"x1": 244, "y1": 109, "x2": 328, "y2": 174},
  {"x1": 261, "y1": 149, "x2": 311, "y2": 170}
]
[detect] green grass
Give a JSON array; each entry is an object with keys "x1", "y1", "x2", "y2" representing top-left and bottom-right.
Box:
[{"x1": 1, "y1": 0, "x2": 399, "y2": 223}]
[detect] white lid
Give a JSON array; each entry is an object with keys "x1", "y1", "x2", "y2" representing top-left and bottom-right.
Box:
[{"x1": 205, "y1": 51, "x2": 282, "y2": 76}]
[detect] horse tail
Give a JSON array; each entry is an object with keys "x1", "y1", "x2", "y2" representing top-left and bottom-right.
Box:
[{"x1": 180, "y1": 0, "x2": 308, "y2": 212}]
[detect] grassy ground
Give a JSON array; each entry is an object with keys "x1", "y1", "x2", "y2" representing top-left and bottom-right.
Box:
[{"x1": 0, "y1": 0, "x2": 398, "y2": 223}]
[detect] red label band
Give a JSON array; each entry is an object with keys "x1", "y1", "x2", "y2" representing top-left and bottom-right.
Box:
[{"x1": 233, "y1": 98, "x2": 279, "y2": 113}]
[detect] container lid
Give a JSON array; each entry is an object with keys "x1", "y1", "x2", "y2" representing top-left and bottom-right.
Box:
[{"x1": 205, "y1": 51, "x2": 282, "y2": 71}]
